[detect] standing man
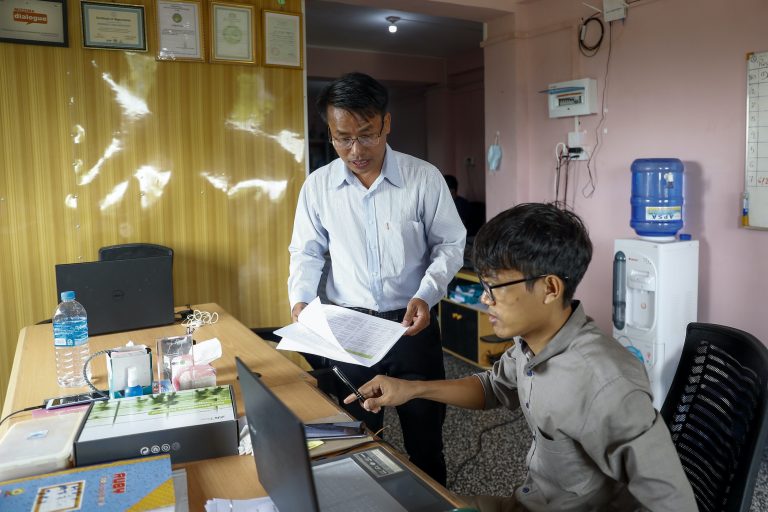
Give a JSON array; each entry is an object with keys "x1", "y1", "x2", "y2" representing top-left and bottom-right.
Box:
[{"x1": 288, "y1": 72, "x2": 466, "y2": 484}]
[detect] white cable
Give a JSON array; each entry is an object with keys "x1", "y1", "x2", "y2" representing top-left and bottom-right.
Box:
[
  {"x1": 182, "y1": 309, "x2": 219, "y2": 333},
  {"x1": 555, "y1": 142, "x2": 567, "y2": 162}
]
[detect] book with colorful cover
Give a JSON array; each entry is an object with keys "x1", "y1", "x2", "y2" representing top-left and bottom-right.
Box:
[{"x1": 0, "y1": 454, "x2": 175, "y2": 511}]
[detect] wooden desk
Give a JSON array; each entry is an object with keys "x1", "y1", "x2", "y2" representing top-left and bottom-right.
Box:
[
  {"x1": 2, "y1": 303, "x2": 463, "y2": 509},
  {"x1": 1, "y1": 303, "x2": 313, "y2": 418}
]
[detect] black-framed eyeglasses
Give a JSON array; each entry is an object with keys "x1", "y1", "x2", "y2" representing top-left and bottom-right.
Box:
[
  {"x1": 328, "y1": 122, "x2": 385, "y2": 150},
  {"x1": 477, "y1": 274, "x2": 548, "y2": 303}
]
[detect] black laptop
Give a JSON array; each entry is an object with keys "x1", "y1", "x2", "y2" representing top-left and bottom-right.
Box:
[
  {"x1": 55, "y1": 256, "x2": 174, "y2": 336},
  {"x1": 235, "y1": 358, "x2": 456, "y2": 512}
]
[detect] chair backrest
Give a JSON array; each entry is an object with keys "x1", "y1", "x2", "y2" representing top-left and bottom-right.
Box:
[
  {"x1": 99, "y1": 243, "x2": 173, "y2": 261},
  {"x1": 660, "y1": 322, "x2": 768, "y2": 512}
]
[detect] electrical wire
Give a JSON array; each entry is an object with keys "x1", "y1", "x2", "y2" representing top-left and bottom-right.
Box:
[
  {"x1": 583, "y1": 21, "x2": 613, "y2": 198},
  {"x1": 555, "y1": 144, "x2": 575, "y2": 207},
  {"x1": 554, "y1": 142, "x2": 568, "y2": 201},
  {"x1": 82, "y1": 350, "x2": 110, "y2": 397},
  {"x1": 564, "y1": 155, "x2": 571, "y2": 205},
  {"x1": 578, "y1": 14, "x2": 604, "y2": 57},
  {"x1": 449, "y1": 419, "x2": 514, "y2": 486},
  {"x1": 0, "y1": 405, "x2": 42, "y2": 428},
  {"x1": 182, "y1": 309, "x2": 219, "y2": 334}
]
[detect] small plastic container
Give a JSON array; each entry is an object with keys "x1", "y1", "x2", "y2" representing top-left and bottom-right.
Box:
[{"x1": 0, "y1": 413, "x2": 83, "y2": 481}]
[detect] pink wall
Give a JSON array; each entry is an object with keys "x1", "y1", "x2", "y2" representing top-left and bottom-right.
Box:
[{"x1": 483, "y1": 0, "x2": 768, "y2": 342}]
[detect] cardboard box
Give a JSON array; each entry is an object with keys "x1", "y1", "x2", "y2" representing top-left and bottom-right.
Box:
[{"x1": 74, "y1": 385, "x2": 238, "y2": 466}]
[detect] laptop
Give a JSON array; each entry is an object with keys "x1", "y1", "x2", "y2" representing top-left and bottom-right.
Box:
[
  {"x1": 235, "y1": 358, "x2": 456, "y2": 512},
  {"x1": 55, "y1": 256, "x2": 174, "y2": 336}
]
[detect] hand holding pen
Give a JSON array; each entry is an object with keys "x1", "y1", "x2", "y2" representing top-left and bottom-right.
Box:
[{"x1": 332, "y1": 366, "x2": 366, "y2": 405}]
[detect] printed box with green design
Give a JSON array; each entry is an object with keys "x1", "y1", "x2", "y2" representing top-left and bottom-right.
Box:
[{"x1": 74, "y1": 385, "x2": 238, "y2": 466}]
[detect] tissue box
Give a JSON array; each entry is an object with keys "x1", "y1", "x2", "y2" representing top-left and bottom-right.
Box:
[
  {"x1": 74, "y1": 385, "x2": 238, "y2": 466},
  {"x1": 107, "y1": 344, "x2": 153, "y2": 398}
]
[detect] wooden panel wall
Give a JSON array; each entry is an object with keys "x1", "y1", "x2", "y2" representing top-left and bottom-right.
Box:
[{"x1": 0, "y1": 0, "x2": 305, "y2": 411}]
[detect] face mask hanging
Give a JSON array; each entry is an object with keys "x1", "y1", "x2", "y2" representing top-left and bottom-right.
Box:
[{"x1": 487, "y1": 131, "x2": 502, "y2": 172}]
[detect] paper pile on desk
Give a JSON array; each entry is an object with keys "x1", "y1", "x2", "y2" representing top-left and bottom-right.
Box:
[
  {"x1": 205, "y1": 497, "x2": 277, "y2": 512},
  {"x1": 275, "y1": 298, "x2": 406, "y2": 367}
]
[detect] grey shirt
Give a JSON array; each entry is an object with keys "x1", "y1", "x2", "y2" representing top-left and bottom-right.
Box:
[{"x1": 474, "y1": 302, "x2": 697, "y2": 512}]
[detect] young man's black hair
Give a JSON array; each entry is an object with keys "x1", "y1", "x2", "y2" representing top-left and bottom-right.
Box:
[
  {"x1": 473, "y1": 202, "x2": 592, "y2": 302},
  {"x1": 316, "y1": 72, "x2": 389, "y2": 123}
]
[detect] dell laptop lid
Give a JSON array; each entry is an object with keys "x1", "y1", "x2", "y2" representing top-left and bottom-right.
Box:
[{"x1": 55, "y1": 256, "x2": 174, "y2": 336}]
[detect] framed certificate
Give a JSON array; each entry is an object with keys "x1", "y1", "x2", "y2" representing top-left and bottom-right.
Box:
[
  {"x1": 210, "y1": 1, "x2": 254, "y2": 64},
  {"x1": 262, "y1": 10, "x2": 302, "y2": 69},
  {"x1": 81, "y1": 1, "x2": 146, "y2": 51},
  {"x1": 156, "y1": 0, "x2": 203, "y2": 61},
  {"x1": 0, "y1": 0, "x2": 67, "y2": 47}
]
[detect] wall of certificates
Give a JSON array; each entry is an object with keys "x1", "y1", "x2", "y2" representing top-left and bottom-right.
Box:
[
  {"x1": 0, "y1": 0, "x2": 306, "y2": 412},
  {"x1": 0, "y1": 0, "x2": 303, "y2": 68}
]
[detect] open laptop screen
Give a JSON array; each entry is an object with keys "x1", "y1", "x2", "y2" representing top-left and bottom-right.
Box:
[
  {"x1": 55, "y1": 256, "x2": 174, "y2": 336},
  {"x1": 236, "y1": 357, "x2": 321, "y2": 512}
]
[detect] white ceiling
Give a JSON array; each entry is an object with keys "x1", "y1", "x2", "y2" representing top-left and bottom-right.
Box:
[{"x1": 305, "y1": 0, "x2": 486, "y2": 59}]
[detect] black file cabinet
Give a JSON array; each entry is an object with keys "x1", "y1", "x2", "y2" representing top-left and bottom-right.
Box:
[{"x1": 439, "y1": 270, "x2": 513, "y2": 368}]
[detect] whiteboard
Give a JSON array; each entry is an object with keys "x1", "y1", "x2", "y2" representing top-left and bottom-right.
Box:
[{"x1": 745, "y1": 51, "x2": 768, "y2": 229}]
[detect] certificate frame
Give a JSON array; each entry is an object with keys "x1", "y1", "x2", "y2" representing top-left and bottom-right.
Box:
[
  {"x1": 80, "y1": 1, "x2": 147, "y2": 51},
  {"x1": 0, "y1": 0, "x2": 68, "y2": 47},
  {"x1": 209, "y1": 1, "x2": 255, "y2": 65},
  {"x1": 156, "y1": 0, "x2": 204, "y2": 61},
  {"x1": 262, "y1": 9, "x2": 302, "y2": 69}
]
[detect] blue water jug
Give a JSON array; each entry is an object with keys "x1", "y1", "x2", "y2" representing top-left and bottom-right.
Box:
[{"x1": 630, "y1": 158, "x2": 684, "y2": 240}]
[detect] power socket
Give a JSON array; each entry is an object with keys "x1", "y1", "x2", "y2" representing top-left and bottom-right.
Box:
[
  {"x1": 567, "y1": 130, "x2": 589, "y2": 160},
  {"x1": 568, "y1": 146, "x2": 590, "y2": 161}
]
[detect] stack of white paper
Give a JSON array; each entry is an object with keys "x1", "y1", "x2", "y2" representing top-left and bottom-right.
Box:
[{"x1": 275, "y1": 298, "x2": 406, "y2": 367}]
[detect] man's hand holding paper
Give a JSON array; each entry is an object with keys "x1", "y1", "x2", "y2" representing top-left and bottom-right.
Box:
[{"x1": 275, "y1": 298, "x2": 407, "y2": 367}]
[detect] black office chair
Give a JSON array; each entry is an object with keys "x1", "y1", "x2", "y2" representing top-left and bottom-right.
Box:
[
  {"x1": 99, "y1": 243, "x2": 173, "y2": 261},
  {"x1": 661, "y1": 323, "x2": 768, "y2": 512}
]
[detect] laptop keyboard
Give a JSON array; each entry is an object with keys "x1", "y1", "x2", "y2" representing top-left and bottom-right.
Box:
[{"x1": 314, "y1": 457, "x2": 407, "y2": 512}]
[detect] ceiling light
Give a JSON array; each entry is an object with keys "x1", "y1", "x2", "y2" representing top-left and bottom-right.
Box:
[{"x1": 386, "y1": 16, "x2": 400, "y2": 34}]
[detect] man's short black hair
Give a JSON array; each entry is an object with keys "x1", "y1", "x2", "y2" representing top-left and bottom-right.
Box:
[
  {"x1": 443, "y1": 174, "x2": 458, "y2": 192},
  {"x1": 473, "y1": 202, "x2": 592, "y2": 302},
  {"x1": 316, "y1": 72, "x2": 389, "y2": 123}
]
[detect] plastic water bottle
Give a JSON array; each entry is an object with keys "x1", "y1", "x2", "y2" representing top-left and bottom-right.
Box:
[
  {"x1": 630, "y1": 158, "x2": 685, "y2": 240},
  {"x1": 53, "y1": 291, "x2": 90, "y2": 387}
]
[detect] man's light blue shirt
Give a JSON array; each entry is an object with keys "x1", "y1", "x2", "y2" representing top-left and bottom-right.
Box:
[{"x1": 288, "y1": 146, "x2": 466, "y2": 312}]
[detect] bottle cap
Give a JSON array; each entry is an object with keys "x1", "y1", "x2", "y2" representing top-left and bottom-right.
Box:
[
  {"x1": 678, "y1": 233, "x2": 692, "y2": 241},
  {"x1": 61, "y1": 290, "x2": 75, "y2": 301}
]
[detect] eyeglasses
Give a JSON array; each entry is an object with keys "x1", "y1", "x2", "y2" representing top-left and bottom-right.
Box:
[
  {"x1": 477, "y1": 274, "x2": 548, "y2": 303},
  {"x1": 329, "y1": 123, "x2": 385, "y2": 150}
]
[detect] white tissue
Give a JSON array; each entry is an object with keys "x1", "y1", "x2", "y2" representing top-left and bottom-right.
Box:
[{"x1": 192, "y1": 338, "x2": 222, "y2": 365}]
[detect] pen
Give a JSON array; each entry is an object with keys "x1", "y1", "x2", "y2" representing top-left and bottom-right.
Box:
[{"x1": 331, "y1": 365, "x2": 366, "y2": 404}]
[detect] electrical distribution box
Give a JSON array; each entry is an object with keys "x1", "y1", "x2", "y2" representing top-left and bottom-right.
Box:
[{"x1": 546, "y1": 78, "x2": 598, "y2": 118}]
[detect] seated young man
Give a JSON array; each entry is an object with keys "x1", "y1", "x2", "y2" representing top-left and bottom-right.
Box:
[{"x1": 345, "y1": 203, "x2": 697, "y2": 512}]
